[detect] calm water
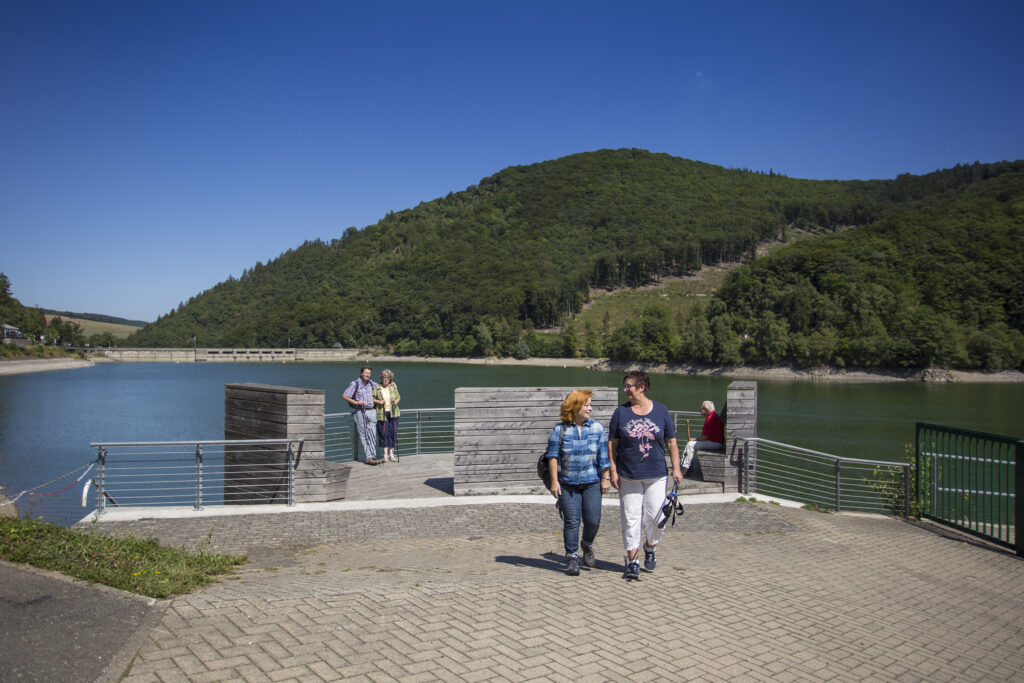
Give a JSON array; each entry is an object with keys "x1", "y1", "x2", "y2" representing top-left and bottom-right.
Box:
[{"x1": 1, "y1": 361, "x2": 1020, "y2": 524}]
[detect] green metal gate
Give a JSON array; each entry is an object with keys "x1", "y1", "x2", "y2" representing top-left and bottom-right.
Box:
[{"x1": 916, "y1": 422, "x2": 1021, "y2": 556}]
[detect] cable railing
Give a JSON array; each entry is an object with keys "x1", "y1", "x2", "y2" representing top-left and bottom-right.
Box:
[
  {"x1": 89, "y1": 439, "x2": 303, "y2": 513},
  {"x1": 669, "y1": 410, "x2": 704, "y2": 439},
  {"x1": 738, "y1": 437, "x2": 912, "y2": 516},
  {"x1": 80, "y1": 409, "x2": 926, "y2": 520},
  {"x1": 325, "y1": 408, "x2": 454, "y2": 462}
]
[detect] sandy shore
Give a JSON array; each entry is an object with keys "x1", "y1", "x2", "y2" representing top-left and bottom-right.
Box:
[
  {"x1": 0, "y1": 358, "x2": 94, "y2": 376},
  {"x1": 3, "y1": 352, "x2": 1021, "y2": 383}
]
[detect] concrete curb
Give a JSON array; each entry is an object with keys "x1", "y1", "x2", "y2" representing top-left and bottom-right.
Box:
[{"x1": 79, "y1": 492, "x2": 805, "y2": 524}]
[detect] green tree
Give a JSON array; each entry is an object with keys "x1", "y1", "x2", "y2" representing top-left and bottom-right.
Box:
[
  {"x1": 678, "y1": 307, "x2": 714, "y2": 362},
  {"x1": 605, "y1": 320, "x2": 643, "y2": 361},
  {"x1": 562, "y1": 321, "x2": 579, "y2": 358},
  {"x1": 475, "y1": 323, "x2": 494, "y2": 357},
  {"x1": 711, "y1": 315, "x2": 742, "y2": 365},
  {"x1": 748, "y1": 313, "x2": 789, "y2": 364},
  {"x1": 583, "y1": 321, "x2": 602, "y2": 358}
]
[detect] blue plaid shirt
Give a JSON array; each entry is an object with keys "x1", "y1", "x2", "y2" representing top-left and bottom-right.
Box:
[
  {"x1": 545, "y1": 419, "x2": 610, "y2": 486},
  {"x1": 344, "y1": 377, "x2": 377, "y2": 410}
]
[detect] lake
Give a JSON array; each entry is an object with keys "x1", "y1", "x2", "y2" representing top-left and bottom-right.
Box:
[{"x1": 1, "y1": 361, "x2": 1020, "y2": 524}]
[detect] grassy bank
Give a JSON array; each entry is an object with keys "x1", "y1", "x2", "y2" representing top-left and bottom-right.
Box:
[{"x1": 0, "y1": 516, "x2": 245, "y2": 598}]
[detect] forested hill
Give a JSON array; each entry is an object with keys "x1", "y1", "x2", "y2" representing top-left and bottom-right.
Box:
[
  {"x1": 700, "y1": 165, "x2": 1024, "y2": 369},
  {"x1": 125, "y1": 149, "x2": 1024, "y2": 370}
]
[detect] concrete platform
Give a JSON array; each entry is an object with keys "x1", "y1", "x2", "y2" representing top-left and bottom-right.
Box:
[{"x1": 4, "y1": 452, "x2": 1021, "y2": 681}]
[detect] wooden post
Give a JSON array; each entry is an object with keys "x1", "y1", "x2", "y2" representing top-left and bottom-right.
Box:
[
  {"x1": 726, "y1": 380, "x2": 757, "y2": 493},
  {"x1": 224, "y1": 383, "x2": 347, "y2": 503},
  {"x1": 693, "y1": 380, "x2": 757, "y2": 492}
]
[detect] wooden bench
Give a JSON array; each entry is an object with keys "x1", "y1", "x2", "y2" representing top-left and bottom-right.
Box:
[{"x1": 690, "y1": 381, "x2": 758, "y2": 493}]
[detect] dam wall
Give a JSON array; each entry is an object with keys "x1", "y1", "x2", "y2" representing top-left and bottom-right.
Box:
[{"x1": 100, "y1": 348, "x2": 363, "y2": 363}]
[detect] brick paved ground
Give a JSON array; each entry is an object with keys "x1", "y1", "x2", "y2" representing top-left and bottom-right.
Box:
[{"x1": 91, "y1": 499, "x2": 1023, "y2": 682}]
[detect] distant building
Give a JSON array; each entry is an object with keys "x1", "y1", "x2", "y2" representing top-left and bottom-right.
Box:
[{"x1": 2, "y1": 323, "x2": 22, "y2": 339}]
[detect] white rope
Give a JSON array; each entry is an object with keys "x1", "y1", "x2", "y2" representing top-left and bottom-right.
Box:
[{"x1": 0, "y1": 461, "x2": 96, "y2": 507}]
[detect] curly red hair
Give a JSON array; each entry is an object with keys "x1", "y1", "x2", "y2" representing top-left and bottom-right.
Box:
[{"x1": 559, "y1": 389, "x2": 593, "y2": 423}]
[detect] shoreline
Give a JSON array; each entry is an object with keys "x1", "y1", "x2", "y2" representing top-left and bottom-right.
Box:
[
  {"x1": 2, "y1": 353, "x2": 1022, "y2": 383},
  {"x1": 354, "y1": 353, "x2": 1024, "y2": 383},
  {"x1": 0, "y1": 358, "x2": 94, "y2": 376}
]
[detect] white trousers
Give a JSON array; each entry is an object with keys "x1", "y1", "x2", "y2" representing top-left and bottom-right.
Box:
[
  {"x1": 683, "y1": 440, "x2": 722, "y2": 467},
  {"x1": 617, "y1": 475, "x2": 668, "y2": 553}
]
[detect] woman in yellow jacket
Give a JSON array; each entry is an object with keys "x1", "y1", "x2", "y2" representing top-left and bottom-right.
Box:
[{"x1": 372, "y1": 369, "x2": 401, "y2": 462}]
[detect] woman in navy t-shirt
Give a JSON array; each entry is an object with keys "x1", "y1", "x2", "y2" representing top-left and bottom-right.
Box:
[{"x1": 608, "y1": 371, "x2": 683, "y2": 580}]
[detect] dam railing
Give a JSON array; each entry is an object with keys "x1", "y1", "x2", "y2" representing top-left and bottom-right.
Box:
[
  {"x1": 84, "y1": 431, "x2": 913, "y2": 518},
  {"x1": 738, "y1": 437, "x2": 912, "y2": 516},
  {"x1": 80, "y1": 381, "x2": 962, "y2": 526},
  {"x1": 325, "y1": 408, "x2": 455, "y2": 462},
  {"x1": 89, "y1": 439, "x2": 304, "y2": 512}
]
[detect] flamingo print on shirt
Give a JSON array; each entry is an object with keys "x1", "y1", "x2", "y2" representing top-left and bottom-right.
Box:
[{"x1": 626, "y1": 418, "x2": 661, "y2": 460}]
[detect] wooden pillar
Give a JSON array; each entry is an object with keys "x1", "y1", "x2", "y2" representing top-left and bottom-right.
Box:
[
  {"x1": 224, "y1": 383, "x2": 348, "y2": 503},
  {"x1": 725, "y1": 380, "x2": 757, "y2": 493},
  {"x1": 695, "y1": 380, "x2": 757, "y2": 492}
]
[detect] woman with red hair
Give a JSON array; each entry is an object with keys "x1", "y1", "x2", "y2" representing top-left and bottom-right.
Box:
[{"x1": 544, "y1": 389, "x2": 611, "y2": 576}]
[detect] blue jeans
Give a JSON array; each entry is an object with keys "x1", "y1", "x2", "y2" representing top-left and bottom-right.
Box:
[{"x1": 558, "y1": 481, "x2": 603, "y2": 556}]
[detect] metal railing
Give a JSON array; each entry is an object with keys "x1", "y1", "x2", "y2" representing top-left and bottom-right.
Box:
[
  {"x1": 916, "y1": 423, "x2": 1019, "y2": 555},
  {"x1": 739, "y1": 437, "x2": 912, "y2": 516},
  {"x1": 84, "y1": 409, "x2": 968, "y2": 526},
  {"x1": 669, "y1": 410, "x2": 704, "y2": 439},
  {"x1": 89, "y1": 439, "x2": 303, "y2": 513},
  {"x1": 325, "y1": 408, "x2": 454, "y2": 462}
]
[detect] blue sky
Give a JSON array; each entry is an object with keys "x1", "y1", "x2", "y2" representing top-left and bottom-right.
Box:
[{"x1": 2, "y1": 1, "x2": 1022, "y2": 323}]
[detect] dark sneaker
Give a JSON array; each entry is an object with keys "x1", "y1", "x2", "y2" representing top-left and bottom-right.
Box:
[
  {"x1": 624, "y1": 558, "x2": 640, "y2": 580},
  {"x1": 582, "y1": 545, "x2": 595, "y2": 568},
  {"x1": 643, "y1": 546, "x2": 656, "y2": 572},
  {"x1": 565, "y1": 554, "x2": 580, "y2": 576}
]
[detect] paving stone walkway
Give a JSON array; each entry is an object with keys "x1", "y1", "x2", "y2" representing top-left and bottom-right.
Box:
[
  {"x1": 87, "y1": 500, "x2": 1023, "y2": 681},
  {"x1": 8, "y1": 451, "x2": 1012, "y2": 681}
]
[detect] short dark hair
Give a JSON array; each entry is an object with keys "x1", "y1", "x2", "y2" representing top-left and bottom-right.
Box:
[
  {"x1": 360, "y1": 365, "x2": 372, "y2": 373},
  {"x1": 624, "y1": 370, "x2": 649, "y2": 392}
]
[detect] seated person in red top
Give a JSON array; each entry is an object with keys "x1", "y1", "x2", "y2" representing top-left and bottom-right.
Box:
[{"x1": 682, "y1": 400, "x2": 725, "y2": 469}]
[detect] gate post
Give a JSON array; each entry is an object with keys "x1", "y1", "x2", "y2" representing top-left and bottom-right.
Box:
[{"x1": 1016, "y1": 440, "x2": 1022, "y2": 557}]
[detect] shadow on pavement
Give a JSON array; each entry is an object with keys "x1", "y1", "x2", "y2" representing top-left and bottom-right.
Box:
[
  {"x1": 494, "y1": 553, "x2": 564, "y2": 572},
  {"x1": 423, "y1": 476, "x2": 454, "y2": 495},
  {"x1": 494, "y1": 552, "x2": 625, "y2": 574}
]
